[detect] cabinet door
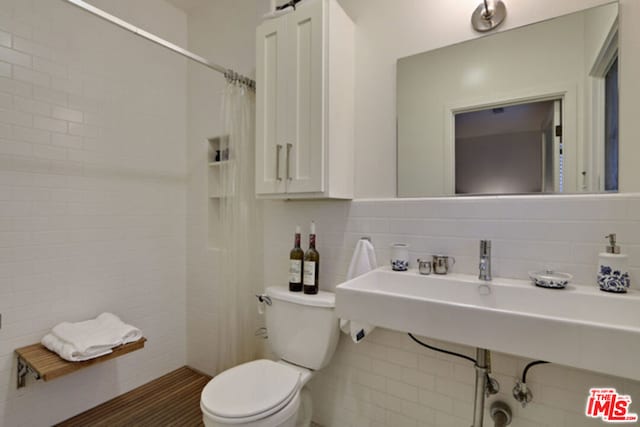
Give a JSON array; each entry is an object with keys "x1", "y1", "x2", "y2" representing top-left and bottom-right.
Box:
[
  {"x1": 256, "y1": 17, "x2": 288, "y2": 195},
  {"x1": 285, "y1": 0, "x2": 324, "y2": 194}
]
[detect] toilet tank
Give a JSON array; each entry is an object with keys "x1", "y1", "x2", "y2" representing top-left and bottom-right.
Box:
[{"x1": 264, "y1": 287, "x2": 340, "y2": 370}]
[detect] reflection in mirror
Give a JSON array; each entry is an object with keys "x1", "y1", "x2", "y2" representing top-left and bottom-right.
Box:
[
  {"x1": 605, "y1": 57, "x2": 619, "y2": 191},
  {"x1": 455, "y1": 99, "x2": 562, "y2": 195},
  {"x1": 397, "y1": 2, "x2": 619, "y2": 197}
]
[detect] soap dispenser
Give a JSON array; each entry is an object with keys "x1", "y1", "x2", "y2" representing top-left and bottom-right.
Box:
[{"x1": 597, "y1": 234, "x2": 631, "y2": 293}]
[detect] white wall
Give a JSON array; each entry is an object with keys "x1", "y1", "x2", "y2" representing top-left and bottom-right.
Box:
[
  {"x1": 184, "y1": 0, "x2": 267, "y2": 376},
  {"x1": 584, "y1": 3, "x2": 619, "y2": 69},
  {"x1": 0, "y1": 0, "x2": 188, "y2": 425},
  {"x1": 263, "y1": 194, "x2": 640, "y2": 426},
  {"x1": 337, "y1": 0, "x2": 638, "y2": 197}
]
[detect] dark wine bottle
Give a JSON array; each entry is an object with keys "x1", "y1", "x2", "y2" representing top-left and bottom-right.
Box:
[
  {"x1": 289, "y1": 226, "x2": 304, "y2": 292},
  {"x1": 303, "y1": 221, "x2": 319, "y2": 294}
]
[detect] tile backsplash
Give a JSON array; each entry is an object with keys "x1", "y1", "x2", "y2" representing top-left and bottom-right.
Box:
[{"x1": 263, "y1": 194, "x2": 640, "y2": 426}]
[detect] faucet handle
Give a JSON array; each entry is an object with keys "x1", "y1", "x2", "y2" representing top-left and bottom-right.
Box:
[{"x1": 480, "y1": 240, "x2": 491, "y2": 255}]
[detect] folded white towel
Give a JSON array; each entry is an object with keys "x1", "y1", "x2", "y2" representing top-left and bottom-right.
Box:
[
  {"x1": 346, "y1": 239, "x2": 377, "y2": 279},
  {"x1": 42, "y1": 333, "x2": 113, "y2": 362},
  {"x1": 340, "y1": 239, "x2": 377, "y2": 343},
  {"x1": 45, "y1": 313, "x2": 142, "y2": 360}
]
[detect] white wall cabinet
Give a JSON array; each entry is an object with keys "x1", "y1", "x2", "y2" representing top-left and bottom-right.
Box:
[{"x1": 255, "y1": 0, "x2": 354, "y2": 199}]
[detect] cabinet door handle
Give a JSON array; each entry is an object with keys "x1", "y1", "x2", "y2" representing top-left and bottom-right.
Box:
[
  {"x1": 276, "y1": 144, "x2": 282, "y2": 181},
  {"x1": 286, "y1": 143, "x2": 292, "y2": 180}
]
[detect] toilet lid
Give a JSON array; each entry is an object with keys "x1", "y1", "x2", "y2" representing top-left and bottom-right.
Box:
[{"x1": 201, "y1": 359, "x2": 301, "y2": 419}]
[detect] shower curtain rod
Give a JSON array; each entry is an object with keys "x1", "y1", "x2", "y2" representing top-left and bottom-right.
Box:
[{"x1": 62, "y1": 0, "x2": 255, "y2": 88}]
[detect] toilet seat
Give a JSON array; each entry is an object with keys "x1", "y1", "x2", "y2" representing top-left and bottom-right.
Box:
[{"x1": 201, "y1": 359, "x2": 301, "y2": 423}]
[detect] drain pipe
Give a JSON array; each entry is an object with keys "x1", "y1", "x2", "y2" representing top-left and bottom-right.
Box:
[
  {"x1": 490, "y1": 401, "x2": 513, "y2": 426},
  {"x1": 472, "y1": 348, "x2": 489, "y2": 427},
  {"x1": 472, "y1": 348, "x2": 500, "y2": 427}
]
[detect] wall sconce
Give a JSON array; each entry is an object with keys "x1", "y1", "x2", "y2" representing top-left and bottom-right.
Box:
[{"x1": 471, "y1": 0, "x2": 507, "y2": 32}]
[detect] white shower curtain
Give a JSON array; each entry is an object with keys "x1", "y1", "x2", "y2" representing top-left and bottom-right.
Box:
[{"x1": 216, "y1": 79, "x2": 263, "y2": 372}]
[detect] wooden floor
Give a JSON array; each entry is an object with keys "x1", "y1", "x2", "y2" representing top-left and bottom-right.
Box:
[{"x1": 56, "y1": 366, "x2": 211, "y2": 427}]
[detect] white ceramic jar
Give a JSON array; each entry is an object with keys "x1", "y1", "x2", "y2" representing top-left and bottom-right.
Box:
[{"x1": 390, "y1": 243, "x2": 409, "y2": 271}]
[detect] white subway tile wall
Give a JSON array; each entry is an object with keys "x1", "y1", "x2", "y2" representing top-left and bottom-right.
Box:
[
  {"x1": 263, "y1": 195, "x2": 640, "y2": 427},
  {"x1": 0, "y1": 0, "x2": 187, "y2": 425}
]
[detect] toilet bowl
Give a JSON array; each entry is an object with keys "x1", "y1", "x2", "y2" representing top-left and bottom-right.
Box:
[
  {"x1": 201, "y1": 360, "x2": 312, "y2": 427},
  {"x1": 201, "y1": 287, "x2": 339, "y2": 427}
]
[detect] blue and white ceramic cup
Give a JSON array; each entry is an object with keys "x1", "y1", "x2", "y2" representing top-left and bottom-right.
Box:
[
  {"x1": 391, "y1": 243, "x2": 409, "y2": 271},
  {"x1": 598, "y1": 265, "x2": 631, "y2": 293}
]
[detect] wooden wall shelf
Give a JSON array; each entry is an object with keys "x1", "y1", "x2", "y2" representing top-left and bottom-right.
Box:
[{"x1": 15, "y1": 338, "x2": 147, "y2": 388}]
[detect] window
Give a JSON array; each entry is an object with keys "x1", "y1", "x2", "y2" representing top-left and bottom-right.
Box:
[{"x1": 604, "y1": 57, "x2": 619, "y2": 191}]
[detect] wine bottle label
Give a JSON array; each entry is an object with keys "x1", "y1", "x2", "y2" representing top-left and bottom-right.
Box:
[
  {"x1": 289, "y1": 260, "x2": 302, "y2": 283},
  {"x1": 303, "y1": 261, "x2": 316, "y2": 286}
]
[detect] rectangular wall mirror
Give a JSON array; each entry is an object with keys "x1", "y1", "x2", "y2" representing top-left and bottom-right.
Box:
[{"x1": 397, "y1": 2, "x2": 619, "y2": 197}]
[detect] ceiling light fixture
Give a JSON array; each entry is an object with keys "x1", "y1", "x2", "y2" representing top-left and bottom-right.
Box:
[{"x1": 471, "y1": 0, "x2": 507, "y2": 32}]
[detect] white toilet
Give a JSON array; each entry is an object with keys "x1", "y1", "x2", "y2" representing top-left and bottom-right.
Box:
[{"x1": 200, "y1": 286, "x2": 340, "y2": 427}]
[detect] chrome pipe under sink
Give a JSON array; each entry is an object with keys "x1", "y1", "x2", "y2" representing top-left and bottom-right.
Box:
[{"x1": 471, "y1": 348, "x2": 499, "y2": 427}]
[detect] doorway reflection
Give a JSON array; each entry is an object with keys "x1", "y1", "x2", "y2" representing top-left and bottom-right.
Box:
[{"x1": 455, "y1": 99, "x2": 562, "y2": 195}]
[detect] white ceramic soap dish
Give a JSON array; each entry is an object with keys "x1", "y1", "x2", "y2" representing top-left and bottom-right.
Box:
[{"x1": 529, "y1": 270, "x2": 572, "y2": 289}]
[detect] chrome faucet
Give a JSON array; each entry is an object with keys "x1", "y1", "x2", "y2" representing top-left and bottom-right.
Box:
[{"x1": 479, "y1": 240, "x2": 492, "y2": 281}]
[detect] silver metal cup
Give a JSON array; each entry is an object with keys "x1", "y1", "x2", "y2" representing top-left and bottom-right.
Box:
[
  {"x1": 417, "y1": 259, "x2": 432, "y2": 275},
  {"x1": 432, "y1": 255, "x2": 455, "y2": 275}
]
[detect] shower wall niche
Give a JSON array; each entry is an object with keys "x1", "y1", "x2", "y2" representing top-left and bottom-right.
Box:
[
  {"x1": 207, "y1": 135, "x2": 228, "y2": 249},
  {"x1": 207, "y1": 135, "x2": 228, "y2": 198}
]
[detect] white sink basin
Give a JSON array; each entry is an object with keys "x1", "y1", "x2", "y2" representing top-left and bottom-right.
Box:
[{"x1": 336, "y1": 267, "x2": 640, "y2": 381}]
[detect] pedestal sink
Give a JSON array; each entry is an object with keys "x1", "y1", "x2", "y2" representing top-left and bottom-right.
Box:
[{"x1": 336, "y1": 267, "x2": 640, "y2": 381}]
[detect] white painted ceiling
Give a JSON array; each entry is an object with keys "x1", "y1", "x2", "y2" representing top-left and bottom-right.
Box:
[{"x1": 165, "y1": 0, "x2": 205, "y2": 12}]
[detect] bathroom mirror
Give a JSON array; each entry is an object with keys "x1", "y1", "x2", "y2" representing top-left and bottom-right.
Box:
[{"x1": 397, "y1": 2, "x2": 619, "y2": 197}]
